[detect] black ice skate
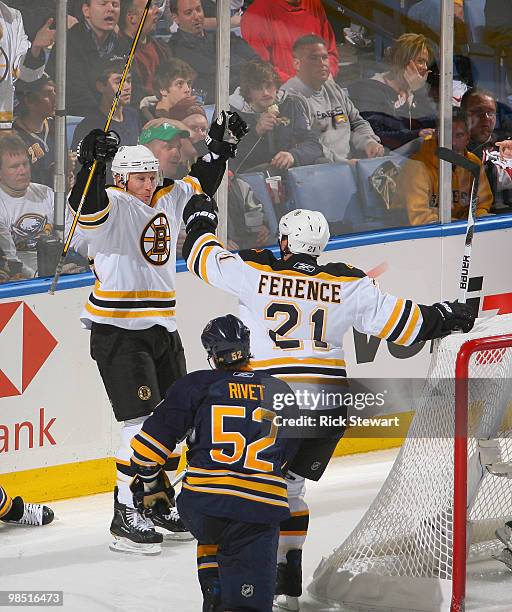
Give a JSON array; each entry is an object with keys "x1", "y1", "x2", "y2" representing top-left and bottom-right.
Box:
[
  {"x1": 1, "y1": 496, "x2": 54, "y2": 526},
  {"x1": 148, "y1": 501, "x2": 194, "y2": 541},
  {"x1": 273, "y1": 549, "x2": 302, "y2": 611},
  {"x1": 109, "y1": 487, "x2": 162, "y2": 555}
]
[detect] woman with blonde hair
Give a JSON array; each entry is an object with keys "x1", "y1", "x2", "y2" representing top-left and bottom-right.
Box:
[{"x1": 348, "y1": 33, "x2": 437, "y2": 151}]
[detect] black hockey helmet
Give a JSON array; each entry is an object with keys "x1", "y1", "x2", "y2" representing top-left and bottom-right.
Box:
[{"x1": 201, "y1": 314, "x2": 251, "y2": 367}]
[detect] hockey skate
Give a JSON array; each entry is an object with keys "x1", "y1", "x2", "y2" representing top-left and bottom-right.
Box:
[
  {"x1": 496, "y1": 521, "x2": 512, "y2": 549},
  {"x1": 273, "y1": 549, "x2": 302, "y2": 611},
  {"x1": 1, "y1": 496, "x2": 54, "y2": 526},
  {"x1": 492, "y1": 547, "x2": 512, "y2": 571},
  {"x1": 109, "y1": 488, "x2": 163, "y2": 555},
  {"x1": 148, "y1": 501, "x2": 194, "y2": 541}
]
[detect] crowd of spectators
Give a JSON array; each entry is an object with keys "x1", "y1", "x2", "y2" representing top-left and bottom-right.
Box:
[{"x1": 1, "y1": 0, "x2": 512, "y2": 284}]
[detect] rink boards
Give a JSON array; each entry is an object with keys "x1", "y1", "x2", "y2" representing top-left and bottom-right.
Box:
[{"x1": 0, "y1": 218, "x2": 511, "y2": 501}]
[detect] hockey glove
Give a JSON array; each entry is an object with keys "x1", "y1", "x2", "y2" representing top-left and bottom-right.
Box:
[
  {"x1": 183, "y1": 194, "x2": 219, "y2": 233},
  {"x1": 77, "y1": 129, "x2": 120, "y2": 166},
  {"x1": 205, "y1": 111, "x2": 249, "y2": 159},
  {"x1": 433, "y1": 300, "x2": 476, "y2": 334},
  {"x1": 130, "y1": 469, "x2": 175, "y2": 514}
]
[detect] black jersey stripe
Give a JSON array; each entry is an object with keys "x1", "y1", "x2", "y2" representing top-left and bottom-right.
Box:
[
  {"x1": 387, "y1": 300, "x2": 413, "y2": 342},
  {"x1": 193, "y1": 239, "x2": 221, "y2": 277},
  {"x1": 89, "y1": 295, "x2": 176, "y2": 310},
  {"x1": 78, "y1": 212, "x2": 110, "y2": 228},
  {"x1": 255, "y1": 366, "x2": 347, "y2": 378}
]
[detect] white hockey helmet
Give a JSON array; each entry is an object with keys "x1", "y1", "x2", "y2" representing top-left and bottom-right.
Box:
[
  {"x1": 278, "y1": 209, "x2": 330, "y2": 257},
  {"x1": 111, "y1": 145, "x2": 161, "y2": 186}
]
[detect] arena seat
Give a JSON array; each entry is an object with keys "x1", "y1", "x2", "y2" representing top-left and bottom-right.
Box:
[
  {"x1": 66, "y1": 116, "x2": 84, "y2": 148},
  {"x1": 286, "y1": 162, "x2": 365, "y2": 234},
  {"x1": 238, "y1": 172, "x2": 279, "y2": 240},
  {"x1": 354, "y1": 155, "x2": 409, "y2": 226}
]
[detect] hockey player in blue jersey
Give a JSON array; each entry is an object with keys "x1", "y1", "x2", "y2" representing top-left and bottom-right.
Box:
[{"x1": 129, "y1": 314, "x2": 300, "y2": 611}]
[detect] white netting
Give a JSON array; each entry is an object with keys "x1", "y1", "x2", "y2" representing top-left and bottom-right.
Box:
[{"x1": 309, "y1": 314, "x2": 512, "y2": 612}]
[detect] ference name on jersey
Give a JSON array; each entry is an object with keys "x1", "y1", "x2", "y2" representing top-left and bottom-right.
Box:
[{"x1": 257, "y1": 273, "x2": 341, "y2": 304}]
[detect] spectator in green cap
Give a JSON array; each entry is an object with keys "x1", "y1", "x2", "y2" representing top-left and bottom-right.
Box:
[{"x1": 139, "y1": 118, "x2": 192, "y2": 179}]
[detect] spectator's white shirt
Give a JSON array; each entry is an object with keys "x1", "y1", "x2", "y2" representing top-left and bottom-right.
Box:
[
  {"x1": 0, "y1": 2, "x2": 46, "y2": 129},
  {"x1": 0, "y1": 182, "x2": 54, "y2": 276}
]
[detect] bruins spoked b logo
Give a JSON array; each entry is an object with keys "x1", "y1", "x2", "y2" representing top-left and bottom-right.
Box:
[
  {"x1": 138, "y1": 386, "x2": 152, "y2": 401},
  {"x1": 141, "y1": 213, "x2": 171, "y2": 265}
]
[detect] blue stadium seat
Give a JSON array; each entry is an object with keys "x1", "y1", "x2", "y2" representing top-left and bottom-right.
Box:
[
  {"x1": 238, "y1": 172, "x2": 279, "y2": 240},
  {"x1": 354, "y1": 155, "x2": 408, "y2": 226},
  {"x1": 286, "y1": 163, "x2": 364, "y2": 234},
  {"x1": 67, "y1": 116, "x2": 84, "y2": 149}
]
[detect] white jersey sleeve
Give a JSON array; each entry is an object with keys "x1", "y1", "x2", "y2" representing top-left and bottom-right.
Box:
[
  {"x1": 185, "y1": 232, "x2": 245, "y2": 297},
  {"x1": 347, "y1": 276, "x2": 424, "y2": 346}
]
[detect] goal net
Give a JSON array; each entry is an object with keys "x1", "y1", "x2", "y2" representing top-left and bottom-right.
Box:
[{"x1": 308, "y1": 314, "x2": 512, "y2": 612}]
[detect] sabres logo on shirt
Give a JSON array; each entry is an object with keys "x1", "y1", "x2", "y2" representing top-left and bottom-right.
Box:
[{"x1": 140, "y1": 213, "x2": 171, "y2": 265}]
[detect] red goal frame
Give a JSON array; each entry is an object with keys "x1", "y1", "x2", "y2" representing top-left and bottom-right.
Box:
[{"x1": 452, "y1": 333, "x2": 512, "y2": 612}]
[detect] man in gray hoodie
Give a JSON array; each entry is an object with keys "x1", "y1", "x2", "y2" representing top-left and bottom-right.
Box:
[{"x1": 282, "y1": 34, "x2": 384, "y2": 162}]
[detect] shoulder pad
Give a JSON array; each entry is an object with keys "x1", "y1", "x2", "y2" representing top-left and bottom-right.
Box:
[
  {"x1": 320, "y1": 261, "x2": 367, "y2": 279},
  {"x1": 239, "y1": 248, "x2": 278, "y2": 266}
]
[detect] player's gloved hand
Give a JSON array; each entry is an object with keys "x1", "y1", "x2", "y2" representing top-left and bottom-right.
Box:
[
  {"x1": 77, "y1": 129, "x2": 120, "y2": 166},
  {"x1": 433, "y1": 300, "x2": 475, "y2": 334},
  {"x1": 130, "y1": 470, "x2": 175, "y2": 514},
  {"x1": 205, "y1": 111, "x2": 249, "y2": 159},
  {"x1": 183, "y1": 194, "x2": 219, "y2": 233}
]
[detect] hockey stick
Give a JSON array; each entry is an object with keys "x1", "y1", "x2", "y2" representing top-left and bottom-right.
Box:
[
  {"x1": 48, "y1": 0, "x2": 152, "y2": 295},
  {"x1": 437, "y1": 147, "x2": 480, "y2": 304}
]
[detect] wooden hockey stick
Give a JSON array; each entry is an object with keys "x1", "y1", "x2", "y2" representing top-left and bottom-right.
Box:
[
  {"x1": 437, "y1": 147, "x2": 481, "y2": 304},
  {"x1": 48, "y1": 0, "x2": 152, "y2": 295}
]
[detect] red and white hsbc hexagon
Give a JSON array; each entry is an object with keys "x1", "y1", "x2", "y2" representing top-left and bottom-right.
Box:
[{"x1": 0, "y1": 301, "x2": 57, "y2": 399}]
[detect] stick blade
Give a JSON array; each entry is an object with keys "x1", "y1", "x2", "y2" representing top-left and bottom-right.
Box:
[{"x1": 437, "y1": 147, "x2": 480, "y2": 178}]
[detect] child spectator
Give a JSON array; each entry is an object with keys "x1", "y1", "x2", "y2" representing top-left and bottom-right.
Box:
[
  {"x1": 394, "y1": 110, "x2": 492, "y2": 225},
  {"x1": 46, "y1": 0, "x2": 125, "y2": 116},
  {"x1": 140, "y1": 58, "x2": 197, "y2": 123},
  {"x1": 13, "y1": 74, "x2": 56, "y2": 188},
  {"x1": 229, "y1": 58, "x2": 323, "y2": 173},
  {"x1": 168, "y1": 0, "x2": 257, "y2": 104},
  {"x1": 241, "y1": 0, "x2": 339, "y2": 83},
  {"x1": 282, "y1": 35, "x2": 383, "y2": 162},
  {"x1": 118, "y1": 0, "x2": 173, "y2": 108},
  {"x1": 71, "y1": 57, "x2": 141, "y2": 153},
  {"x1": 348, "y1": 34, "x2": 437, "y2": 151}
]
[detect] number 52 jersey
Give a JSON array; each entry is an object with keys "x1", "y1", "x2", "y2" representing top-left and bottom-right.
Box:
[{"x1": 184, "y1": 231, "x2": 437, "y2": 385}]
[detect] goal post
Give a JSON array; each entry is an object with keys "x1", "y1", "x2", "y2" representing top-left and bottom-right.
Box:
[{"x1": 308, "y1": 314, "x2": 512, "y2": 612}]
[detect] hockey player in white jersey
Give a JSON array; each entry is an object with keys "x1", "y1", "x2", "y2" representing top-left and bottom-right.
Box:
[
  {"x1": 181, "y1": 197, "x2": 476, "y2": 609},
  {"x1": 68, "y1": 112, "x2": 249, "y2": 554}
]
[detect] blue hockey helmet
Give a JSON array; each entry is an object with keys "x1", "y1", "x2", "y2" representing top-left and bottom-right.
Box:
[{"x1": 201, "y1": 314, "x2": 251, "y2": 367}]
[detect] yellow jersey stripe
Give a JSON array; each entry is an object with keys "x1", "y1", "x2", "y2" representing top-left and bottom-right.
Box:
[
  {"x1": 94, "y1": 283, "x2": 175, "y2": 300},
  {"x1": 198, "y1": 544, "x2": 219, "y2": 557},
  {"x1": 182, "y1": 483, "x2": 289, "y2": 508},
  {"x1": 186, "y1": 476, "x2": 287, "y2": 497},
  {"x1": 280, "y1": 530, "x2": 308, "y2": 536},
  {"x1": 244, "y1": 260, "x2": 362, "y2": 283},
  {"x1": 138, "y1": 431, "x2": 173, "y2": 458},
  {"x1": 198, "y1": 563, "x2": 219, "y2": 571},
  {"x1": 85, "y1": 303, "x2": 175, "y2": 319},
  {"x1": 78, "y1": 201, "x2": 112, "y2": 222},
  {"x1": 250, "y1": 357, "x2": 346, "y2": 368},
  {"x1": 0, "y1": 497, "x2": 12, "y2": 519},
  {"x1": 182, "y1": 176, "x2": 203, "y2": 193},
  {"x1": 188, "y1": 233, "x2": 218, "y2": 271},
  {"x1": 131, "y1": 438, "x2": 165, "y2": 465},
  {"x1": 291, "y1": 510, "x2": 310, "y2": 517},
  {"x1": 396, "y1": 304, "x2": 421, "y2": 345},
  {"x1": 150, "y1": 184, "x2": 174, "y2": 208},
  {"x1": 186, "y1": 467, "x2": 286, "y2": 483},
  {"x1": 378, "y1": 298, "x2": 405, "y2": 339},
  {"x1": 199, "y1": 245, "x2": 215, "y2": 284}
]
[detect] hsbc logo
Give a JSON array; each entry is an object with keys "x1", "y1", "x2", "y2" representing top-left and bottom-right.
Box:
[{"x1": 0, "y1": 301, "x2": 58, "y2": 399}]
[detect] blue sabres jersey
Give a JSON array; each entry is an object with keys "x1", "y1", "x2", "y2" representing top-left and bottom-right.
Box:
[{"x1": 131, "y1": 368, "x2": 300, "y2": 524}]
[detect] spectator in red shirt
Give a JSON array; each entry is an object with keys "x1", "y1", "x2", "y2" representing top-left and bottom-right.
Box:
[
  {"x1": 240, "y1": 0, "x2": 339, "y2": 83},
  {"x1": 118, "y1": 0, "x2": 173, "y2": 109}
]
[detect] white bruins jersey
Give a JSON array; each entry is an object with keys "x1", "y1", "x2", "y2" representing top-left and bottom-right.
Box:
[
  {"x1": 74, "y1": 177, "x2": 202, "y2": 331},
  {"x1": 186, "y1": 233, "x2": 425, "y2": 384}
]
